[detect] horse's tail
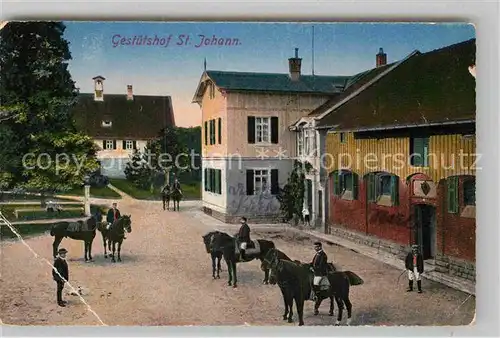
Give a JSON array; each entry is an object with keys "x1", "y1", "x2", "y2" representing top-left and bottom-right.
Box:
[{"x1": 344, "y1": 270, "x2": 364, "y2": 286}]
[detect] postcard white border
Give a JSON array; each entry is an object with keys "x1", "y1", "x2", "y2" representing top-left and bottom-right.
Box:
[{"x1": 1, "y1": 0, "x2": 499, "y2": 337}]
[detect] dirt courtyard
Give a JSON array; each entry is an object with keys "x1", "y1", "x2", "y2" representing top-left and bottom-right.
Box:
[{"x1": 0, "y1": 198, "x2": 475, "y2": 326}]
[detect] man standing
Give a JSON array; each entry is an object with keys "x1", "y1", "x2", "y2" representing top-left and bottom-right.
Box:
[
  {"x1": 106, "y1": 202, "x2": 121, "y2": 229},
  {"x1": 236, "y1": 216, "x2": 251, "y2": 260},
  {"x1": 405, "y1": 244, "x2": 424, "y2": 293},
  {"x1": 311, "y1": 242, "x2": 328, "y2": 301},
  {"x1": 52, "y1": 248, "x2": 69, "y2": 307},
  {"x1": 302, "y1": 206, "x2": 310, "y2": 227}
]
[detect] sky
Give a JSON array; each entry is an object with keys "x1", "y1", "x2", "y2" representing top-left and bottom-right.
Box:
[{"x1": 64, "y1": 22, "x2": 475, "y2": 128}]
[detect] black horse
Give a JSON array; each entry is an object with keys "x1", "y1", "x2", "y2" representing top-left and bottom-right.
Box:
[
  {"x1": 169, "y1": 186, "x2": 182, "y2": 211},
  {"x1": 202, "y1": 231, "x2": 223, "y2": 279},
  {"x1": 264, "y1": 249, "x2": 363, "y2": 326},
  {"x1": 161, "y1": 187, "x2": 171, "y2": 211},
  {"x1": 50, "y1": 216, "x2": 99, "y2": 262},
  {"x1": 210, "y1": 231, "x2": 275, "y2": 288},
  {"x1": 97, "y1": 215, "x2": 132, "y2": 262}
]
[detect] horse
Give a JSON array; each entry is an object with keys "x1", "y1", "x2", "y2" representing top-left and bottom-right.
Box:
[
  {"x1": 97, "y1": 215, "x2": 132, "y2": 262},
  {"x1": 161, "y1": 187, "x2": 171, "y2": 210},
  {"x1": 264, "y1": 249, "x2": 363, "y2": 326},
  {"x1": 50, "y1": 216, "x2": 100, "y2": 262},
  {"x1": 209, "y1": 231, "x2": 276, "y2": 288},
  {"x1": 169, "y1": 186, "x2": 182, "y2": 211},
  {"x1": 202, "y1": 231, "x2": 223, "y2": 279}
]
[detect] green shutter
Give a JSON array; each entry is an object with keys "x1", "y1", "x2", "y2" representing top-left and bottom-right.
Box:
[
  {"x1": 352, "y1": 173, "x2": 359, "y2": 200},
  {"x1": 447, "y1": 176, "x2": 459, "y2": 213},
  {"x1": 204, "y1": 168, "x2": 208, "y2": 191},
  {"x1": 207, "y1": 169, "x2": 212, "y2": 192},
  {"x1": 217, "y1": 170, "x2": 222, "y2": 194},
  {"x1": 411, "y1": 137, "x2": 423, "y2": 167},
  {"x1": 214, "y1": 169, "x2": 219, "y2": 194},
  {"x1": 390, "y1": 175, "x2": 399, "y2": 206},
  {"x1": 332, "y1": 171, "x2": 340, "y2": 196}
]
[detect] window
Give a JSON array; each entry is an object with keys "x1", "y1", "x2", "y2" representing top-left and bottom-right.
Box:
[
  {"x1": 204, "y1": 168, "x2": 222, "y2": 194},
  {"x1": 204, "y1": 121, "x2": 208, "y2": 145},
  {"x1": 304, "y1": 129, "x2": 315, "y2": 156},
  {"x1": 339, "y1": 132, "x2": 346, "y2": 144},
  {"x1": 248, "y1": 116, "x2": 278, "y2": 144},
  {"x1": 123, "y1": 140, "x2": 136, "y2": 150},
  {"x1": 446, "y1": 176, "x2": 459, "y2": 213},
  {"x1": 218, "y1": 118, "x2": 222, "y2": 144},
  {"x1": 410, "y1": 137, "x2": 430, "y2": 167},
  {"x1": 209, "y1": 119, "x2": 216, "y2": 145},
  {"x1": 103, "y1": 140, "x2": 115, "y2": 150},
  {"x1": 246, "y1": 169, "x2": 279, "y2": 195},
  {"x1": 297, "y1": 132, "x2": 304, "y2": 157},
  {"x1": 331, "y1": 171, "x2": 359, "y2": 200},
  {"x1": 365, "y1": 172, "x2": 399, "y2": 205},
  {"x1": 463, "y1": 178, "x2": 475, "y2": 206}
]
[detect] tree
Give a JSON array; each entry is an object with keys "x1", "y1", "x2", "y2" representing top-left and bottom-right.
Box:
[
  {"x1": 277, "y1": 160, "x2": 313, "y2": 225},
  {"x1": 0, "y1": 22, "x2": 99, "y2": 195}
]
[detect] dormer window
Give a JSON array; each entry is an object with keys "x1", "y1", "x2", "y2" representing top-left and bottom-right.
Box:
[{"x1": 102, "y1": 120, "x2": 112, "y2": 127}]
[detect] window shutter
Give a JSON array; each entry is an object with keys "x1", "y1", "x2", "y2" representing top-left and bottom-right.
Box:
[
  {"x1": 270, "y1": 169, "x2": 279, "y2": 195},
  {"x1": 204, "y1": 121, "x2": 208, "y2": 145},
  {"x1": 204, "y1": 168, "x2": 208, "y2": 191},
  {"x1": 207, "y1": 169, "x2": 212, "y2": 192},
  {"x1": 390, "y1": 175, "x2": 399, "y2": 205},
  {"x1": 447, "y1": 176, "x2": 459, "y2": 213},
  {"x1": 133, "y1": 141, "x2": 137, "y2": 150},
  {"x1": 217, "y1": 170, "x2": 222, "y2": 194},
  {"x1": 352, "y1": 173, "x2": 359, "y2": 200},
  {"x1": 214, "y1": 169, "x2": 219, "y2": 194},
  {"x1": 113, "y1": 140, "x2": 117, "y2": 149},
  {"x1": 246, "y1": 170, "x2": 254, "y2": 195},
  {"x1": 332, "y1": 171, "x2": 340, "y2": 196},
  {"x1": 248, "y1": 117, "x2": 256, "y2": 144},
  {"x1": 102, "y1": 140, "x2": 106, "y2": 150},
  {"x1": 411, "y1": 137, "x2": 423, "y2": 166},
  {"x1": 212, "y1": 120, "x2": 216, "y2": 145},
  {"x1": 211, "y1": 169, "x2": 216, "y2": 192},
  {"x1": 218, "y1": 118, "x2": 222, "y2": 144},
  {"x1": 122, "y1": 140, "x2": 126, "y2": 149},
  {"x1": 271, "y1": 117, "x2": 279, "y2": 144}
]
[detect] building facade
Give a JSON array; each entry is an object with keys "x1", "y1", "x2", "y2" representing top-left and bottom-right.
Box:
[
  {"x1": 317, "y1": 39, "x2": 477, "y2": 282},
  {"x1": 193, "y1": 50, "x2": 351, "y2": 223},
  {"x1": 73, "y1": 76, "x2": 176, "y2": 178}
]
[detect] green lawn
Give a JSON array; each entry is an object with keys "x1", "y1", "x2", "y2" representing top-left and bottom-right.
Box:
[
  {"x1": 1, "y1": 223, "x2": 54, "y2": 240},
  {"x1": 58, "y1": 185, "x2": 121, "y2": 199},
  {"x1": 109, "y1": 178, "x2": 201, "y2": 200}
]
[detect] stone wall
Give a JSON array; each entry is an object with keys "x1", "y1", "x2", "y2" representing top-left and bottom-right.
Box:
[{"x1": 327, "y1": 224, "x2": 476, "y2": 282}]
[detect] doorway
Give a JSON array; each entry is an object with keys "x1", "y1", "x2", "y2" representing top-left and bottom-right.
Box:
[
  {"x1": 306, "y1": 179, "x2": 313, "y2": 214},
  {"x1": 413, "y1": 204, "x2": 436, "y2": 260}
]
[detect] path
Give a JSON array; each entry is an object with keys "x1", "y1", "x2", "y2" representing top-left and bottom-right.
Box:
[{"x1": 0, "y1": 187, "x2": 475, "y2": 326}]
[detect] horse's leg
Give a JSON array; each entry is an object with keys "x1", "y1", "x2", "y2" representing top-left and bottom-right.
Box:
[
  {"x1": 211, "y1": 254, "x2": 216, "y2": 279},
  {"x1": 52, "y1": 236, "x2": 63, "y2": 258},
  {"x1": 334, "y1": 296, "x2": 344, "y2": 325},
  {"x1": 329, "y1": 296, "x2": 335, "y2": 316},
  {"x1": 279, "y1": 287, "x2": 289, "y2": 321},
  {"x1": 344, "y1": 296, "x2": 353, "y2": 325},
  {"x1": 226, "y1": 258, "x2": 232, "y2": 286},
  {"x1": 295, "y1": 294, "x2": 305, "y2": 326},
  {"x1": 117, "y1": 240, "x2": 122, "y2": 262},
  {"x1": 84, "y1": 241, "x2": 89, "y2": 262},
  {"x1": 102, "y1": 233, "x2": 108, "y2": 258},
  {"x1": 217, "y1": 256, "x2": 222, "y2": 278},
  {"x1": 232, "y1": 260, "x2": 238, "y2": 288},
  {"x1": 314, "y1": 297, "x2": 323, "y2": 315},
  {"x1": 111, "y1": 241, "x2": 116, "y2": 262},
  {"x1": 89, "y1": 237, "x2": 94, "y2": 261}
]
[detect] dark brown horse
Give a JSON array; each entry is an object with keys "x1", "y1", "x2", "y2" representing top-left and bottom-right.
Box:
[
  {"x1": 264, "y1": 249, "x2": 363, "y2": 326},
  {"x1": 169, "y1": 186, "x2": 182, "y2": 211},
  {"x1": 202, "y1": 231, "x2": 223, "y2": 279},
  {"x1": 50, "y1": 216, "x2": 99, "y2": 262},
  {"x1": 97, "y1": 215, "x2": 132, "y2": 262},
  {"x1": 209, "y1": 231, "x2": 276, "y2": 288},
  {"x1": 161, "y1": 186, "x2": 171, "y2": 210}
]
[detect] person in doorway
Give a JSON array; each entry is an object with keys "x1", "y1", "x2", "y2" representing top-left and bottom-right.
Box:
[
  {"x1": 405, "y1": 244, "x2": 424, "y2": 293},
  {"x1": 302, "y1": 207, "x2": 310, "y2": 226},
  {"x1": 236, "y1": 216, "x2": 251, "y2": 260},
  {"x1": 52, "y1": 248, "x2": 69, "y2": 307},
  {"x1": 311, "y1": 241, "x2": 328, "y2": 301}
]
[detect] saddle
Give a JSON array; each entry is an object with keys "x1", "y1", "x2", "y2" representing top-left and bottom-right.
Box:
[
  {"x1": 67, "y1": 221, "x2": 86, "y2": 232},
  {"x1": 235, "y1": 240, "x2": 260, "y2": 256},
  {"x1": 313, "y1": 276, "x2": 331, "y2": 290}
]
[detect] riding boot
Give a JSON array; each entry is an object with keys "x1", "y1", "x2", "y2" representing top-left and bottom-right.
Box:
[
  {"x1": 417, "y1": 280, "x2": 422, "y2": 293},
  {"x1": 240, "y1": 249, "x2": 246, "y2": 260},
  {"x1": 406, "y1": 280, "x2": 413, "y2": 292}
]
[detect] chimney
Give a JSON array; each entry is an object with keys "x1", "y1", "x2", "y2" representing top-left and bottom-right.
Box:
[
  {"x1": 376, "y1": 48, "x2": 387, "y2": 67},
  {"x1": 127, "y1": 84, "x2": 133, "y2": 100},
  {"x1": 92, "y1": 75, "x2": 106, "y2": 101},
  {"x1": 288, "y1": 48, "x2": 302, "y2": 81}
]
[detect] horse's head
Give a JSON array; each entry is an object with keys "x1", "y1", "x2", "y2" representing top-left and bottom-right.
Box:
[
  {"x1": 121, "y1": 215, "x2": 132, "y2": 233},
  {"x1": 202, "y1": 232, "x2": 216, "y2": 253},
  {"x1": 263, "y1": 249, "x2": 283, "y2": 285}
]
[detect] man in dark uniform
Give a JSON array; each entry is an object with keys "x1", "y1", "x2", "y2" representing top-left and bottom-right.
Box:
[
  {"x1": 52, "y1": 248, "x2": 69, "y2": 307},
  {"x1": 405, "y1": 244, "x2": 424, "y2": 293},
  {"x1": 311, "y1": 242, "x2": 329, "y2": 301},
  {"x1": 236, "y1": 216, "x2": 251, "y2": 260},
  {"x1": 106, "y1": 202, "x2": 124, "y2": 237},
  {"x1": 172, "y1": 178, "x2": 182, "y2": 196}
]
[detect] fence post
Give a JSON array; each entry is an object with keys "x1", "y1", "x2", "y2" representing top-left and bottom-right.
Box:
[{"x1": 84, "y1": 185, "x2": 91, "y2": 216}]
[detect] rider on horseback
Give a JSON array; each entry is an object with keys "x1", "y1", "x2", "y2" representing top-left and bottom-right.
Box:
[
  {"x1": 236, "y1": 217, "x2": 251, "y2": 260},
  {"x1": 311, "y1": 241, "x2": 329, "y2": 301},
  {"x1": 106, "y1": 203, "x2": 125, "y2": 238},
  {"x1": 172, "y1": 178, "x2": 182, "y2": 196}
]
